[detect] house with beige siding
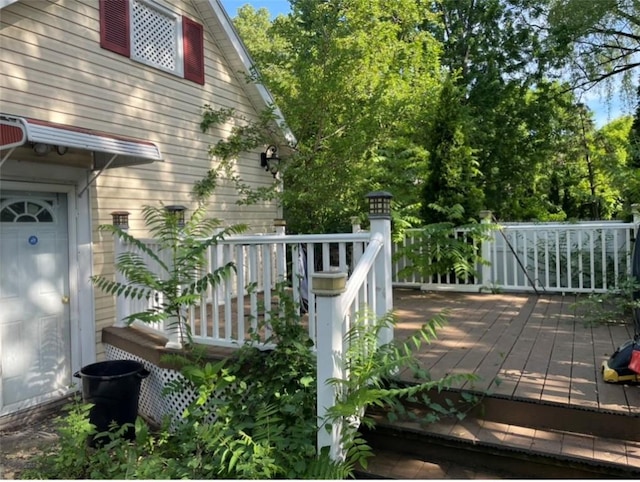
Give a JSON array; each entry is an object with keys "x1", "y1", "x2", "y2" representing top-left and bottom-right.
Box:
[{"x1": 0, "y1": 0, "x2": 294, "y2": 420}]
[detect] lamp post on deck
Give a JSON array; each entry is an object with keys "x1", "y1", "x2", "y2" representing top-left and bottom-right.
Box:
[
  {"x1": 111, "y1": 211, "x2": 130, "y2": 328},
  {"x1": 365, "y1": 191, "x2": 394, "y2": 346},
  {"x1": 313, "y1": 190, "x2": 394, "y2": 461}
]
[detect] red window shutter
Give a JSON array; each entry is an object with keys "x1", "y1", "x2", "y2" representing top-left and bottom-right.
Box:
[
  {"x1": 100, "y1": 0, "x2": 130, "y2": 57},
  {"x1": 183, "y1": 16, "x2": 205, "y2": 85}
]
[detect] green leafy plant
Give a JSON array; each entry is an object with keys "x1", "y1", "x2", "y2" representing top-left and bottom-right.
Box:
[
  {"x1": 324, "y1": 310, "x2": 479, "y2": 469},
  {"x1": 195, "y1": 104, "x2": 284, "y2": 206},
  {"x1": 396, "y1": 217, "x2": 496, "y2": 284},
  {"x1": 162, "y1": 284, "x2": 328, "y2": 478},
  {"x1": 22, "y1": 398, "x2": 95, "y2": 479},
  {"x1": 91, "y1": 203, "x2": 246, "y2": 346},
  {"x1": 573, "y1": 276, "x2": 640, "y2": 326}
]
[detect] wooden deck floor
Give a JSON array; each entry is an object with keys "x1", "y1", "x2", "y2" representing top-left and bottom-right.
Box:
[
  {"x1": 369, "y1": 289, "x2": 640, "y2": 478},
  {"x1": 392, "y1": 289, "x2": 640, "y2": 414}
]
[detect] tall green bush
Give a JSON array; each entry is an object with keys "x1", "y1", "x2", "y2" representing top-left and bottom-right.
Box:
[{"x1": 91, "y1": 203, "x2": 246, "y2": 346}]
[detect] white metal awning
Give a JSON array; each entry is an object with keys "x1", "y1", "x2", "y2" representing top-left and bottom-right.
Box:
[{"x1": 0, "y1": 114, "x2": 163, "y2": 169}]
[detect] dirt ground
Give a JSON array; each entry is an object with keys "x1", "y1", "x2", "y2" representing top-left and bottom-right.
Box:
[{"x1": 0, "y1": 410, "x2": 61, "y2": 479}]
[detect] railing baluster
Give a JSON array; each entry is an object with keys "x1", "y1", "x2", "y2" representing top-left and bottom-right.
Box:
[
  {"x1": 236, "y1": 244, "x2": 245, "y2": 343},
  {"x1": 223, "y1": 243, "x2": 233, "y2": 342},
  {"x1": 502, "y1": 230, "x2": 509, "y2": 288},
  {"x1": 339, "y1": 242, "x2": 347, "y2": 273},
  {"x1": 512, "y1": 230, "x2": 519, "y2": 288},
  {"x1": 249, "y1": 244, "x2": 258, "y2": 334},
  {"x1": 306, "y1": 242, "x2": 316, "y2": 342},
  {"x1": 262, "y1": 243, "x2": 272, "y2": 341},
  {"x1": 601, "y1": 228, "x2": 608, "y2": 290},
  {"x1": 555, "y1": 230, "x2": 561, "y2": 289},
  {"x1": 533, "y1": 230, "x2": 539, "y2": 290},
  {"x1": 566, "y1": 229, "x2": 572, "y2": 290},
  {"x1": 613, "y1": 229, "x2": 620, "y2": 288},
  {"x1": 290, "y1": 244, "x2": 301, "y2": 309},
  {"x1": 322, "y1": 243, "x2": 331, "y2": 270},
  {"x1": 577, "y1": 230, "x2": 583, "y2": 291}
]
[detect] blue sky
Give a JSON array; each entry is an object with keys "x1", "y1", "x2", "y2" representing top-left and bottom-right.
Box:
[
  {"x1": 221, "y1": 0, "x2": 290, "y2": 18},
  {"x1": 219, "y1": 0, "x2": 628, "y2": 127}
]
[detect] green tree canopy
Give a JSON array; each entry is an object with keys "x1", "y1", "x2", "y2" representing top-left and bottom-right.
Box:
[
  {"x1": 222, "y1": 0, "x2": 634, "y2": 230},
  {"x1": 233, "y1": 0, "x2": 443, "y2": 233},
  {"x1": 546, "y1": 0, "x2": 640, "y2": 98}
]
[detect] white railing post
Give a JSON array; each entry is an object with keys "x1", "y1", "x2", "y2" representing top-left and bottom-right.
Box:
[
  {"x1": 351, "y1": 216, "x2": 364, "y2": 269},
  {"x1": 351, "y1": 216, "x2": 361, "y2": 233},
  {"x1": 163, "y1": 206, "x2": 187, "y2": 350},
  {"x1": 274, "y1": 218, "x2": 286, "y2": 236},
  {"x1": 274, "y1": 219, "x2": 287, "y2": 283},
  {"x1": 111, "y1": 211, "x2": 130, "y2": 328},
  {"x1": 633, "y1": 204, "x2": 640, "y2": 226},
  {"x1": 479, "y1": 210, "x2": 493, "y2": 288},
  {"x1": 313, "y1": 271, "x2": 348, "y2": 462},
  {"x1": 365, "y1": 191, "x2": 393, "y2": 346}
]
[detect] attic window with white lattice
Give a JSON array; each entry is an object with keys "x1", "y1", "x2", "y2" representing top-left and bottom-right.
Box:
[
  {"x1": 131, "y1": 0, "x2": 182, "y2": 76},
  {"x1": 100, "y1": 0, "x2": 205, "y2": 84}
]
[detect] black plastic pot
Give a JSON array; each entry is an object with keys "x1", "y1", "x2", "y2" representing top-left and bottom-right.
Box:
[{"x1": 74, "y1": 359, "x2": 150, "y2": 445}]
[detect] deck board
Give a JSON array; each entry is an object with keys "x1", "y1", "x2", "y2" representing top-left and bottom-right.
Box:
[{"x1": 394, "y1": 289, "x2": 639, "y2": 415}]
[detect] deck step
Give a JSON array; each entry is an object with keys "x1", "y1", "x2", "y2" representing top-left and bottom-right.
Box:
[
  {"x1": 420, "y1": 387, "x2": 640, "y2": 441},
  {"x1": 357, "y1": 387, "x2": 640, "y2": 479},
  {"x1": 359, "y1": 413, "x2": 640, "y2": 479}
]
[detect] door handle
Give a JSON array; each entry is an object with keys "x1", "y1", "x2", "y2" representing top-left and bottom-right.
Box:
[{"x1": 61, "y1": 295, "x2": 70, "y2": 304}]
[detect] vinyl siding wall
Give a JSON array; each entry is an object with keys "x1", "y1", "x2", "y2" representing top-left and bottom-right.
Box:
[{"x1": 1, "y1": 0, "x2": 281, "y2": 360}]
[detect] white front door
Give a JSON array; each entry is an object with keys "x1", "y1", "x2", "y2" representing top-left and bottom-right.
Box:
[{"x1": 0, "y1": 191, "x2": 72, "y2": 410}]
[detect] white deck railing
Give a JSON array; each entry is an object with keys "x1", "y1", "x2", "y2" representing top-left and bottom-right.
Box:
[
  {"x1": 114, "y1": 230, "x2": 375, "y2": 348},
  {"x1": 112, "y1": 208, "x2": 640, "y2": 460},
  {"x1": 116, "y1": 218, "x2": 640, "y2": 349},
  {"x1": 112, "y1": 213, "x2": 394, "y2": 462},
  {"x1": 392, "y1": 220, "x2": 639, "y2": 293}
]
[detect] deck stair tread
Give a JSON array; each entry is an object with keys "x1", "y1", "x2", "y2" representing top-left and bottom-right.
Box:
[
  {"x1": 359, "y1": 448, "x2": 517, "y2": 479},
  {"x1": 361, "y1": 409, "x2": 640, "y2": 479}
]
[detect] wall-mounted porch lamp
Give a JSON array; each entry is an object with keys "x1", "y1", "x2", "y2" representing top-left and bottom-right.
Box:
[
  {"x1": 165, "y1": 205, "x2": 187, "y2": 228},
  {"x1": 260, "y1": 145, "x2": 280, "y2": 177},
  {"x1": 32, "y1": 143, "x2": 50, "y2": 156},
  {"x1": 32, "y1": 143, "x2": 68, "y2": 156}
]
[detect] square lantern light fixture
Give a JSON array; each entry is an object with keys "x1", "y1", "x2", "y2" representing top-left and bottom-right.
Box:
[
  {"x1": 365, "y1": 191, "x2": 393, "y2": 219},
  {"x1": 111, "y1": 211, "x2": 130, "y2": 230},
  {"x1": 165, "y1": 205, "x2": 187, "y2": 228}
]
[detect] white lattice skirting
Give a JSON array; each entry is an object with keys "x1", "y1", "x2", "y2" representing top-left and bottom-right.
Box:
[{"x1": 104, "y1": 344, "x2": 194, "y2": 426}]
